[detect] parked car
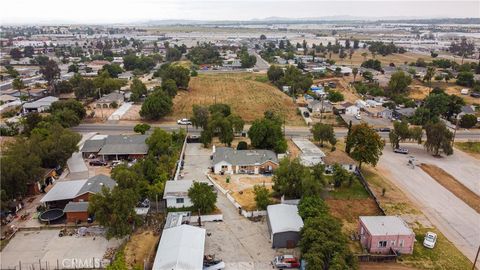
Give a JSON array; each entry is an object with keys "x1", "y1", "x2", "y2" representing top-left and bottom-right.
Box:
[
  {"x1": 355, "y1": 114, "x2": 362, "y2": 120},
  {"x1": 470, "y1": 92, "x2": 480, "y2": 98},
  {"x1": 423, "y1": 232, "x2": 437, "y2": 248},
  {"x1": 89, "y1": 160, "x2": 107, "y2": 166},
  {"x1": 303, "y1": 111, "x2": 310, "y2": 117},
  {"x1": 394, "y1": 147, "x2": 409, "y2": 154},
  {"x1": 177, "y1": 118, "x2": 192, "y2": 125},
  {"x1": 378, "y1": 127, "x2": 391, "y2": 132},
  {"x1": 272, "y1": 255, "x2": 300, "y2": 269},
  {"x1": 327, "y1": 82, "x2": 337, "y2": 88}
]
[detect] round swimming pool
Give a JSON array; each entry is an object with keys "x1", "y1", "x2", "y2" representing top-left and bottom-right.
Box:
[{"x1": 39, "y1": 209, "x2": 64, "y2": 223}]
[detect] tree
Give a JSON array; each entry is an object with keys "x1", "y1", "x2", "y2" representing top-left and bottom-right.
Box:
[
  {"x1": 279, "y1": 66, "x2": 313, "y2": 95},
  {"x1": 327, "y1": 90, "x2": 344, "y2": 102},
  {"x1": 298, "y1": 195, "x2": 329, "y2": 220},
  {"x1": 456, "y1": 71, "x2": 474, "y2": 87},
  {"x1": 134, "y1": 123, "x2": 151, "y2": 134},
  {"x1": 248, "y1": 113, "x2": 287, "y2": 153},
  {"x1": 51, "y1": 99, "x2": 86, "y2": 119},
  {"x1": 9, "y1": 48, "x2": 22, "y2": 60},
  {"x1": 146, "y1": 128, "x2": 173, "y2": 157},
  {"x1": 345, "y1": 123, "x2": 385, "y2": 169},
  {"x1": 40, "y1": 60, "x2": 60, "y2": 88},
  {"x1": 423, "y1": 66, "x2": 436, "y2": 88},
  {"x1": 191, "y1": 105, "x2": 210, "y2": 129},
  {"x1": 74, "y1": 79, "x2": 96, "y2": 99},
  {"x1": 459, "y1": 114, "x2": 477, "y2": 128},
  {"x1": 188, "y1": 182, "x2": 217, "y2": 214},
  {"x1": 332, "y1": 164, "x2": 355, "y2": 188},
  {"x1": 362, "y1": 71, "x2": 374, "y2": 82},
  {"x1": 161, "y1": 78, "x2": 178, "y2": 97},
  {"x1": 89, "y1": 187, "x2": 139, "y2": 239},
  {"x1": 424, "y1": 122, "x2": 453, "y2": 156},
  {"x1": 160, "y1": 65, "x2": 190, "y2": 89},
  {"x1": 361, "y1": 52, "x2": 368, "y2": 61},
  {"x1": 311, "y1": 123, "x2": 336, "y2": 147},
  {"x1": 388, "y1": 120, "x2": 422, "y2": 149},
  {"x1": 388, "y1": 70, "x2": 412, "y2": 94},
  {"x1": 227, "y1": 114, "x2": 245, "y2": 133},
  {"x1": 23, "y1": 46, "x2": 34, "y2": 58},
  {"x1": 139, "y1": 89, "x2": 172, "y2": 120},
  {"x1": 272, "y1": 158, "x2": 321, "y2": 199},
  {"x1": 130, "y1": 78, "x2": 147, "y2": 102},
  {"x1": 68, "y1": 64, "x2": 79, "y2": 73},
  {"x1": 55, "y1": 80, "x2": 73, "y2": 93},
  {"x1": 12, "y1": 78, "x2": 25, "y2": 90},
  {"x1": 209, "y1": 103, "x2": 231, "y2": 117},
  {"x1": 352, "y1": 67, "x2": 358, "y2": 82},
  {"x1": 267, "y1": 65, "x2": 284, "y2": 83},
  {"x1": 101, "y1": 64, "x2": 123, "y2": 78},
  {"x1": 253, "y1": 185, "x2": 271, "y2": 210},
  {"x1": 361, "y1": 59, "x2": 382, "y2": 71}
]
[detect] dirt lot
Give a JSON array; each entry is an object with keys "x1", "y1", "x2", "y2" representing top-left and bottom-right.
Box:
[
  {"x1": 168, "y1": 73, "x2": 304, "y2": 125},
  {"x1": 409, "y1": 80, "x2": 480, "y2": 105},
  {"x1": 327, "y1": 198, "x2": 382, "y2": 231},
  {"x1": 420, "y1": 163, "x2": 480, "y2": 213},
  {"x1": 286, "y1": 138, "x2": 301, "y2": 159},
  {"x1": 124, "y1": 230, "x2": 160, "y2": 269},
  {"x1": 329, "y1": 49, "x2": 434, "y2": 66},
  {"x1": 314, "y1": 77, "x2": 360, "y2": 103}
]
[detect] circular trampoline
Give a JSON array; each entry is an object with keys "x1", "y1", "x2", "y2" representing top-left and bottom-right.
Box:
[{"x1": 39, "y1": 209, "x2": 64, "y2": 223}]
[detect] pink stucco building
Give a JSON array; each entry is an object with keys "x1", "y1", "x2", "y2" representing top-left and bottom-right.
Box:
[{"x1": 358, "y1": 216, "x2": 415, "y2": 255}]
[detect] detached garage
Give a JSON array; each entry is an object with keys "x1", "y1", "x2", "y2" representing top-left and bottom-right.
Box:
[{"x1": 267, "y1": 204, "x2": 304, "y2": 248}]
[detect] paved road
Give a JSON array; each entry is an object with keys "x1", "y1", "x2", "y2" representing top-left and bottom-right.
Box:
[
  {"x1": 378, "y1": 144, "x2": 480, "y2": 263},
  {"x1": 71, "y1": 123, "x2": 480, "y2": 141},
  {"x1": 251, "y1": 50, "x2": 270, "y2": 71}
]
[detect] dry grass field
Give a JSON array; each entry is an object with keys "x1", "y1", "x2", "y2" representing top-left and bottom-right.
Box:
[
  {"x1": 168, "y1": 73, "x2": 304, "y2": 125},
  {"x1": 124, "y1": 230, "x2": 160, "y2": 269},
  {"x1": 409, "y1": 80, "x2": 479, "y2": 105},
  {"x1": 328, "y1": 49, "x2": 434, "y2": 66}
]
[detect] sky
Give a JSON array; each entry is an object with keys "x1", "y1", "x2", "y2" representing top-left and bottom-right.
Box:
[{"x1": 2, "y1": 0, "x2": 479, "y2": 24}]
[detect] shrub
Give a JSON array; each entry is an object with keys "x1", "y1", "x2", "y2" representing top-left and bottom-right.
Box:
[
  {"x1": 237, "y1": 141, "x2": 248, "y2": 150},
  {"x1": 459, "y1": 114, "x2": 477, "y2": 128}
]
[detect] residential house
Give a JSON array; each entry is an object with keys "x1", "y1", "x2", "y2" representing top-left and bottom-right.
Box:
[
  {"x1": 346, "y1": 104, "x2": 360, "y2": 116},
  {"x1": 324, "y1": 150, "x2": 357, "y2": 174},
  {"x1": 80, "y1": 134, "x2": 148, "y2": 160},
  {"x1": 307, "y1": 100, "x2": 333, "y2": 116},
  {"x1": 364, "y1": 106, "x2": 393, "y2": 119},
  {"x1": 457, "y1": 105, "x2": 476, "y2": 118},
  {"x1": 163, "y1": 180, "x2": 194, "y2": 208},
  {"x1": 267, "y1": 204, "x2": 304, "y2": 248},
  {"x1": 334, "y1": 102, "x2": 358, "y2": 115},
  {"x1": 327, "y1": 65, "x2": 353, "y2": 76},
  {"x1": 94, "y1": 92, "x2": 124, "y2": 108},
  {"x1": 393, "y1": 108, "x2": 416, "y2": 120},
  {"x1": 291, "y1": 137, "x2": 325, "y2": 167},
  {"x1": 356, "y1": 99, "x2": 368, "y2": 109},
  {"x1": 22, "y1": 96, "x2": 58, "y2": 114},
  {"x1": 40, "y1": 174, "x2": 116, "y2": 223},
  {"x1": 212, "y1": 147, "x2": 279, "y2": 175},
  {"x1": 359, "y1": 216, "x2": 415, "y2": 255}
]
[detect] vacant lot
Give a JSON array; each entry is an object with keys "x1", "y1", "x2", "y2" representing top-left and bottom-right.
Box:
[
  {"x1": 420, "y1": 163, "x2": 480, "y2": 213},
  {"x1": 329, "y1": 49, "x2": 433, "y2": 66},
  {"x1": 314, "y1": 77, "x2": 360, "y2": 103},
  {"x1": 124, "y1": 230, "x2": 159, "y2": 269},
  {"x1": 409, "y1": 80, "x2": 479, "y2": 105},
  {"x1": 169, "y1": 73, "x2": 304, "y2": 125}
]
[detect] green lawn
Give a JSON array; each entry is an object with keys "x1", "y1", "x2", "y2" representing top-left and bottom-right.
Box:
[
  {"x1": 455, "y1": 141, "x2": 480, "y2": 154},
  {"x1": 329, "y1": 176, "x2": 370, "y2": 200},
  {"x1": 399, "y1": 227, "x2": 473, "y2": 270}
]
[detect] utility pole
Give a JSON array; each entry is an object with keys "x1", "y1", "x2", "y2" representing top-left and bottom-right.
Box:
[
  {"x1": 452, "y1": 114, "x2": 459, "y2": 147},
  {"x1": 472, "y1": 245, "x2": 480, "y2": 270}
]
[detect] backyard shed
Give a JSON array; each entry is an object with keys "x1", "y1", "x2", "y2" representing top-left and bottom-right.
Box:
[{"x1": 267, "y1": 204, "x2": 304, "y2": 248}]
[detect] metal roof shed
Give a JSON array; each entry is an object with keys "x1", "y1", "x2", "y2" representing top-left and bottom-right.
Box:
[
  {"x1": 152, "y1": 224, "x2": 206, "y2": 270},
  {"x1": 267, "y1": 204, "x2": 304, "y2": 248}
]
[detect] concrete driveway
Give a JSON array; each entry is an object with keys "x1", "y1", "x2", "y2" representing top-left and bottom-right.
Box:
[
  {"x1": 181, "y1": 143, "x2": 278, "y2": 269},
  {"x1": 378, "y1": 144, "x2": 480, "y2": 262}
]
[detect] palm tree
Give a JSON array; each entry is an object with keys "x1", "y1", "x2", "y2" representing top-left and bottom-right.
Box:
[
  {"x1": 352, "y1": 67, "x2": 359, "y2": 82},
  {"x1": 361, "y1": 52, "x2": 368, "y2": 61},
  {"x1": 424, "y1": 66, "x2": 436, "y2": 92}
]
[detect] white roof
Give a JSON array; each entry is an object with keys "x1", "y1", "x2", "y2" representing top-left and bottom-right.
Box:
[
  {"x1": 163, "y1": 180, "x2": 194, "y2": 199},
  {"x1": 152, "y1": 225, "x2": 206, "y2": 270},
  {"x1": 360, "y1": 216, "x2": 413, "y2": 236},
  {"x1": 267, "y1": 204, "x2": 304, "y2": 235},
  {"x1": 23, "y1": 96, "x2": 58, "y2": 109},
  {"x1": 40, "y1": 180, "x2": 87, "y2": 203}
]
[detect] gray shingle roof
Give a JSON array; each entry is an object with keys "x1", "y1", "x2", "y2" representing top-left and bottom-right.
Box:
[
  {"x1": 213, "y1": 147, "x2": 278, "y2": 166},
  {"x1": 63, "y1": 201, "x2": 89, "y2": 213},
  {"x1": 97, "y1": 135, "x2": 148, "y2": 155},
  {"x1": 80, "y1": 139, "x2": 106, "y2": 153},
  {"x1": 76, "y1": 174, "x2": 117, "y2": 196}
]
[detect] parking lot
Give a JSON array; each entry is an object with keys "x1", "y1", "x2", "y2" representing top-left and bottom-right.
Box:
[
  {"x1": 378, "y1": 144, "x2": 480, "y2": 262},
  {"x1": 181, "y1": 143, "x2": 283, "y2": 269},
  {"x1": 1, "y1": 229, "x2": 122, "y2": 269}
]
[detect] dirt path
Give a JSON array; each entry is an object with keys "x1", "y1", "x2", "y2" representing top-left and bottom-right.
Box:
[{"x1": 420, "y1": 163, "x2": 480, "y2": 213}]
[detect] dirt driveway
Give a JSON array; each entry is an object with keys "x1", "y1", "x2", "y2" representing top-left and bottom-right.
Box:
[{"x1": 378, "y1": 143, "x2": 480, "y2": 262}]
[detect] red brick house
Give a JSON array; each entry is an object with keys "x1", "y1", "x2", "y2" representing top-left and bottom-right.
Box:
[{"x1": 359, "y1": 216, "x2": 415, "y2": 255}]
